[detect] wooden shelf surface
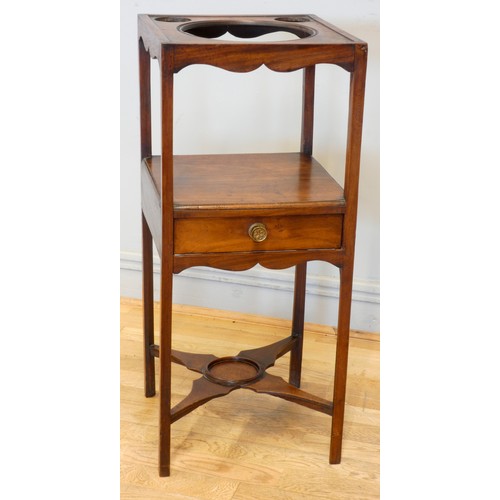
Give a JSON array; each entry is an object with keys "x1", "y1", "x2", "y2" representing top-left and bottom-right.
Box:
[{"x1": 144, "y1": 153, "x2": 345, "y2": 218}]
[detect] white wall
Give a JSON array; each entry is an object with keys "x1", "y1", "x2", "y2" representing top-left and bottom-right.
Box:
[{"x1": 121, "y1": 1, "x2": 380, "y2": 332}]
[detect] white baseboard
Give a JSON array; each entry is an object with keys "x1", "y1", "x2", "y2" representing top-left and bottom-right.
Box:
[{"x1": 120, "y1": 251, "x2": 380, "y2": 332}]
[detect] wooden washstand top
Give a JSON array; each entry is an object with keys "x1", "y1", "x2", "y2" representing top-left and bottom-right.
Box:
[{"x1": 138, "y1": 14, "x2": 367, "y2": 72}]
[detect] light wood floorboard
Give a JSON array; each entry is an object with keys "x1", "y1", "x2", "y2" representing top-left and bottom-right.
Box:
[{"x1": 121, "y1": 298, "x2": 379, "y2": 499}]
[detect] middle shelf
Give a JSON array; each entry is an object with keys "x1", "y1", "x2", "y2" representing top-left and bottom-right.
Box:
[{"x1": 143, "y1": 152, "x2": 346, "y2": 219}]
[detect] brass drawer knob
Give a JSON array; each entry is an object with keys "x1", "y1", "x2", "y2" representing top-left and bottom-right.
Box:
[{"x1": 248, "y1": 222, "x2": 268, "y2": 242}]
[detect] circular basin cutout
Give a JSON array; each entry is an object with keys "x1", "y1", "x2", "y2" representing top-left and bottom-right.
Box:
[{"x1": 180, "y1": 21, "x2": 315, "y2": 42}]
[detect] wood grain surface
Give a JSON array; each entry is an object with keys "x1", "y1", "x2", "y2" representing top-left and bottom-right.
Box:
[
  {"x1": 174, "y1": 214, "x2": 343, "y2": 254},
  {"x1": 144, "y1": 154, "x2": 345, "y2": 218}
]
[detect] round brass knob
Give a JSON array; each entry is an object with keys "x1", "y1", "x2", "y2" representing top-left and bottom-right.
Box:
[{"x1": 248, "y1": 222, "x2": 268, "y2": 242}]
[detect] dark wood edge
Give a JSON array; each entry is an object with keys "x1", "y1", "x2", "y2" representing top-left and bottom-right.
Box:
[{"x1": 174, "y1": 204, "x2": 345, "y2": 219}]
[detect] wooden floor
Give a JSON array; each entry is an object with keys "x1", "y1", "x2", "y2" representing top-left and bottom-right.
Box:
[{"x1": 120, "y1": 298, "x2": 380, "y2": 499}]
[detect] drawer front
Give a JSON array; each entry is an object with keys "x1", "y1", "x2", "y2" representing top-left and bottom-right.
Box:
[{"x1": 174, "y1": 215, "x2": 343, "y2": 254}]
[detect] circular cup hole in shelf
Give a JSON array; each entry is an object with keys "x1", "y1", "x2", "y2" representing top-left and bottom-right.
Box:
[
  {"x1": 156, "y1": 16, "x2": 192, "y2": 23},
  {"x1": 203, "y1": 356, "x2": 263, "y2": 386},
  {"x1": 179, "y1": 21, "x2": 315, "y2": 42}
]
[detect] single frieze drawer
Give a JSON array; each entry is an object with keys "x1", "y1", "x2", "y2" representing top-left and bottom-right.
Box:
[{"x1": 174, "y1": 214, "x2": 343, "y2": 254}]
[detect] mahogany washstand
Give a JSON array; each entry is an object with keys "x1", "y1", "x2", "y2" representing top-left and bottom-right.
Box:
[{"x1": 137, "y1": 14, "x2": 367, "y2": 476}]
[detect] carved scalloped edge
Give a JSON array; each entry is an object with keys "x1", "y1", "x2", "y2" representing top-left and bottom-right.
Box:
[
  {"x1": 139, "y1": 34, "x2": 161, "y2": 60},
  {"x1": 173, "y1": 250, "x2": 344, "y2": 274},
  {"x1": 138, "y1": 15, "x2": 164, "y2": 60},
  {"x1": 138, "y1": 36, "x2": 353, "y2": 72},
  {"x1": 174, "y1": 58, "x2": 353, "y2": 74},
  {"x1": 172, "y1": 49, "x2": 355, "y2": 73}
]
